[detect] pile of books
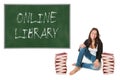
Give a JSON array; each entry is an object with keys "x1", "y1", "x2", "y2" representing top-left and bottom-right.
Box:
[
  {"x1": 55, "y1": 52, "x2": 67, "y2": 74},
  {"x1": 102, "y1": 53, "x2": 114, "y2": 74}
]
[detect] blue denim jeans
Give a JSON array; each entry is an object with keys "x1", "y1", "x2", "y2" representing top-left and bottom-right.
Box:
[{"x1": 75, "y1": 47, "x2": 101, "y2": 70}]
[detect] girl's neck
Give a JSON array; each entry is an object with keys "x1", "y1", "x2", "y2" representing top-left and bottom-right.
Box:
[
  {"x1": 91, "y1": 39, "x2": 95, "y2": 42},
  {"x1": 90, "y1": 40, "x2": 95, "y2": 48}
]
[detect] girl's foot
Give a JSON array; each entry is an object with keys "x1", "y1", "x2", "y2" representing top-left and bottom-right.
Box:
[
  {"x1": 72, "y1": 63, "x2": 76, "y2": 66},
  {"x1": 69, "y1": 66, "x2": 80, "y2": 75}
]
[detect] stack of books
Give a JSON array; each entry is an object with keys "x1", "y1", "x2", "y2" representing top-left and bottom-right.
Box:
[
  {"x1": 55, "y1": 52, "x2": 67, "y2": 74},
  {"x1": 102, "y1": 53, "x2": 114, "y2": 74}
]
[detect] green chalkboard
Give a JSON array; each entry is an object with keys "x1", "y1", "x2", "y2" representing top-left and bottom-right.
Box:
[{"x1": 5, "y1": 4, "x2": 70, "y2": 48}]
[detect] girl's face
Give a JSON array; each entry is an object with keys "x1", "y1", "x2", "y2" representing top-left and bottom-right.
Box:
[{"x1": 90, "y1": 30, "x2": 97, "y2": 40}]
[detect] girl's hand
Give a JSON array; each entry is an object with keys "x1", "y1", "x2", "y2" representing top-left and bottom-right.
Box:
[
  {"x1": 80, "y1": 44, "x2": 86, "y2": 48},
  {"x1": 78, "y1": 44, "x2": 86, "y2": 51},
  {"x1": 93, "y1": 59, "x2": 100, "y2": 68}
]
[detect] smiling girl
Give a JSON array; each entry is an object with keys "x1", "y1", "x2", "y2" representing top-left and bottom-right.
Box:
[{"x1": 69, "y1": 28, "x2": 103, "y2": 75}]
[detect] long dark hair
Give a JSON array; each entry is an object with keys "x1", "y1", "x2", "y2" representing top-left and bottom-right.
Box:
[{"x1": 88, "y1": 28, "x2": 100, "y2": 48}]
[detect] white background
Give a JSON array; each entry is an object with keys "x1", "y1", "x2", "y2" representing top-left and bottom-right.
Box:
[{"x1": 1, "y1": 0, "x2": 120, "y2": 80}]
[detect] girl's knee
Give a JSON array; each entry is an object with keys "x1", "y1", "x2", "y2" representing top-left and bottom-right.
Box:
[{"x1": 80, "y1": 47, "x2": 87, "y2": 51}]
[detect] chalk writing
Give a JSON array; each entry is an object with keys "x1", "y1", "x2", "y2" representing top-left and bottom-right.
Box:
[
  {"x1": 15, "y1": 27, "x2": 59, "y2": 39},
  {"x1": 15, "y1": 11, "x2": 59, "y2": 39},
  {"x1": 16, "y1": 11, "x2": 57, "y2": 24}
]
